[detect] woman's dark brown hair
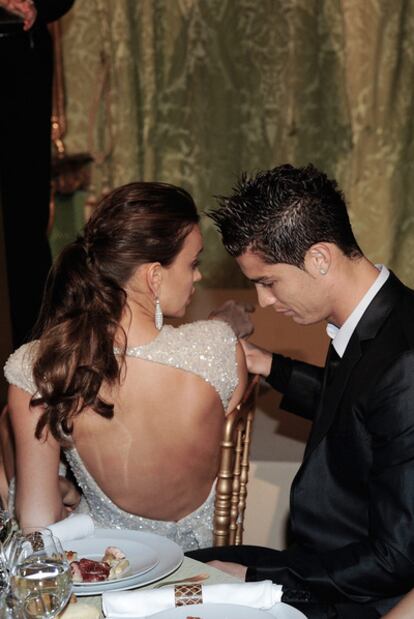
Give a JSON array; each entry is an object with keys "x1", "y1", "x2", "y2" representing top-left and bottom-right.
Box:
[{"x1": 32, "y1": 182, "x2": 199, "y2": 441}]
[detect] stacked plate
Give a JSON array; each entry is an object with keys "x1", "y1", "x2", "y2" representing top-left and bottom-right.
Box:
[
  {"x1": 151, "y1": 604, "x2": 307, "y2": 618},
  {"x1": 62, "y1": 528, "x2": 183, "y2": 596}
]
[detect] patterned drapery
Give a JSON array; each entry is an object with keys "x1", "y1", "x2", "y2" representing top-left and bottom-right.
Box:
[{"x1": 58, "y1": 0, "x2": 414, "y2": 287}]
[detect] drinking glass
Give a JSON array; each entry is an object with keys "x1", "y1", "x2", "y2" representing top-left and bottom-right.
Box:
[
  {"x1": 7, "y1": 528, "x2": 53, "y2": 574},
  {"x1": 0, "y1": 540, "x2": 26, "y2": 619},
  {"x1": 0, "y1": 510, "x2": 13, "y2": 548},
  {"x1": 0, "y1": 541, "x2": 9, "y2": 594},
  {"x1": 19, "y1": 528, "x2": 53, "y2": 538},
  {"x1": 0, "y1": 591, "x2": 25, "y2": 619},
  {"x1": 10, "y1": 533, "x2": 72, "y2": 619}
]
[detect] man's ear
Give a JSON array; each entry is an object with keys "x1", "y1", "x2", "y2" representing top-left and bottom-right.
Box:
[
  {"x1": 306, "y1": 243, "x2": 332, "y2": 276},
  {"x1": 146, "y1": 262, "x2": 163, "y2": 297}
]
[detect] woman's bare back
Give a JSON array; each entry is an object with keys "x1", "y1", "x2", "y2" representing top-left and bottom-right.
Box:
[
  {"x1": 73, "y1": 357, "x2": 225, "y2": 521},
  {"x1": 70, "y1": 320, "x2": 242, "y2": 521}
]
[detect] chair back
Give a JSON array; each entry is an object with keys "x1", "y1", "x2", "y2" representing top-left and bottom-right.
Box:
[{"x1": 213, "y1": 374, "x2": 259, "y2": 546}]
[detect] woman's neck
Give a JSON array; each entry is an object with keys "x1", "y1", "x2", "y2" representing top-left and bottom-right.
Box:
[{"x1": 117, "y1": 299, "x2": 160, "y2": 347}]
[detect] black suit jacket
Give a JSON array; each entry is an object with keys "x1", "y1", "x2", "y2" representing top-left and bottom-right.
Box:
[{"x1": 248, "y1": 272, "x2": 414, "y2": 615}]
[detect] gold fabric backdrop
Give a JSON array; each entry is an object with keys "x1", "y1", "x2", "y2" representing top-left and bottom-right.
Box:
[{"x1": 58, "y1": 0, "x2": 414, "y2": 287}]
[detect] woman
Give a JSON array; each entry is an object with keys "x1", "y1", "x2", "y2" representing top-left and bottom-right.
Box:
[{"x1": 4, "y1": 182, "x2": 247, "y2": 551}]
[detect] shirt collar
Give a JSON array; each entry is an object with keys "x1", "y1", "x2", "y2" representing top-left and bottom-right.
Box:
[{"x1": 326, "y1": 264, "x2": 390, "y2": 357}]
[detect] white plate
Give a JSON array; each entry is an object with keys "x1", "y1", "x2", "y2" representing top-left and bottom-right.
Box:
[
  {"x1": 150, "y1": 604, "x2": 274, "y2": 618},
  {"x1": 150, "y1": 603, "x2": 307, "y2": 619},
  {"x1": 64, "y1": 536, "x2": 159, "y2": 585},
  {"x1": 68, "y1": 529, "x2": 183, "y2": 596},
  {"x1": 266, "y1": 603, "x2": 308, "y2": 619}
]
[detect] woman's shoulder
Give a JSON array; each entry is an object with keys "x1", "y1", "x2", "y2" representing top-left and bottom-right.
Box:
[
  {"x1": 170, "y1": 319, "x2": 237, "y2": 347},
  {"x1": 3, "y1": 340, "x2": 40, "y2": 395},
  {"x1": 164, "y1": 320, "x2": 239, "y2": 408}
]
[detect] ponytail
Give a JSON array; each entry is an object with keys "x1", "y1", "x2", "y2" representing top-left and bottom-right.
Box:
[{"x1": 32, "y1": 236, "x2": 126, "y2": 442}]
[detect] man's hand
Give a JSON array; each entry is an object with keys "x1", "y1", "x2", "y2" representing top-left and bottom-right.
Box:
[
  {"x1": 0, "y1": 0, "x2": 37, "y2": 30},
  {"x1": 208, "y1": 560, "x2": 248, "y2": 580},
  {"x1": 59, "y1": 476, "x2": 81, "y2": 514},
  {"x1": 209, "y1": 300, "x2": 255, "y2": 339},
  {"x1": 240, "y1": 339, "x2": 273, "y2": 377}
]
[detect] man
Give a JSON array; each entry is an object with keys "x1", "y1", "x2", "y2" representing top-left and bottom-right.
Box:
[
  {"x1": 0, "y1": 0, "x2": 75, "y2": 347},
  {"x1": 188, "y1": 164, "x2": 414, "y2": 618}
]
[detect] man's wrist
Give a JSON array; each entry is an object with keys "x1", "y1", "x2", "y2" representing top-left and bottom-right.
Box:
[
  {"x1": 266, "y1": 353, "x2": 293, "y2": 391},
  {"x1": 258, "y1": 349, "x2": 273, "y2": 377}
]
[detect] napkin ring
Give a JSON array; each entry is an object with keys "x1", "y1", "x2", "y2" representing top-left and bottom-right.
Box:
[{"x1": 174, "y1": 584, "x2": 203, "y2": 606}]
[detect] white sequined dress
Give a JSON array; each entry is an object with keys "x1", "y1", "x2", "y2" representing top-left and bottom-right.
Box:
[{"x1": 4, "y1": 320, "x2": 239, "y2": 551}]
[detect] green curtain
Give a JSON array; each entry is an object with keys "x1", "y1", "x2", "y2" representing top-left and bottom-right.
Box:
[{"x1": 57, "y1": 0, "x2": 414, "y2": 287}]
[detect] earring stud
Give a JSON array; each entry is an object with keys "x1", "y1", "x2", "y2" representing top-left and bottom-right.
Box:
[{"x1": 320, "y1": 268, "x2": 327, "y2": 275}]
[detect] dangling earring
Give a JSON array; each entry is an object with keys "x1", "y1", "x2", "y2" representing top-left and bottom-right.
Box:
[{"x1": 155, "y1": 298, "x2": 163, "y2": 330}]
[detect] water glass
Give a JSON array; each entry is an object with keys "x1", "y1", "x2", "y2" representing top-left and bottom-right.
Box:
[
  {"x1": 0, "y1": 511, "x2": 12, "y2": 548},
  {"x1": 0, "y1": 540, "x2": 26, "y2": 619},
  {"x1": 7, "y1": 528, "x2": 54, "y2": 566},
  {"x1": 0, "y1": 590, "x2": 25, "y2": 619},
  {"x1": 9, "y1": 534, "x2": 72, "y2": 619},
  {"x1": 0, "y1": 541, "x2": 9, "y2": 595}
]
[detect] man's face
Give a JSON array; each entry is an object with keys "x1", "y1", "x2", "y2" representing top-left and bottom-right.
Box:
[{"x1": 236, "y1": 249, "x2": 332, "y2": 325}]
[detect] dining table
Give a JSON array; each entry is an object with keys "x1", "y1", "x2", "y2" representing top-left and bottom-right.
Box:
[
  {"x1": 41, "y1": 519, "x2": 306, "y2": 619},
  {"x1": 72, "y1": 556, "x2": 241, "y2": 618}
]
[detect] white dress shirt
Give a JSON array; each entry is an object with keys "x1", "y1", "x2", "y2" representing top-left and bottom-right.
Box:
[{"x1": 326, "y1": 265, "x2": 390, "y2": 358}]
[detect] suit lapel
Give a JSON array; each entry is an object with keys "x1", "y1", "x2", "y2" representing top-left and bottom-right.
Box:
[{"x1": 303, "y1": 271, "x2": 403, "y2": 459}]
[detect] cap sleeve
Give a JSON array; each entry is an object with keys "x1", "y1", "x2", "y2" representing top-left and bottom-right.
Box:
[
  {"x1": 4, "y1": 341, "x2": 39, "y2": 396},
  {"x1": 175, "y1": 320, "x2": 239, "y2": 408}
]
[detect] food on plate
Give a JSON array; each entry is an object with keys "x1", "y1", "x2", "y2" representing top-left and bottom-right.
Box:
[
  {"x1": 64, "y1": 550, "x2": 78, "y2": 563},
  {"x1": 65, "y1": 546, "x2": 129, "y2": 583},
  {"x1": 70, "y1": 558, "x2": 110, "y2": 583},
  {"x1": 103, "y1": 546, "x2": 124, "y2": 562},
  {"x1": 102, "y1": 546, "x2": 130, "y2": 578}
]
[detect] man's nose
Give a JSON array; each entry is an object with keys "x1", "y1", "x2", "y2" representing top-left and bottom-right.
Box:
[
  {"x1": 194, "y1": 268, "x2": 202, "y2": 283},
  {"x1": 256, "y1": 285, "x2": 276, "y2": 308}
]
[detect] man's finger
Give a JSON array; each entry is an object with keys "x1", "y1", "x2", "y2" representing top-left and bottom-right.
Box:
[{"x1": 239, "y1": 301, "x2": 255, "y2": 313}]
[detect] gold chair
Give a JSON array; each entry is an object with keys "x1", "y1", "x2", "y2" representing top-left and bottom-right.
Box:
[{"x1": 213, "y1": 374, "x2": 260, "y2": 546}]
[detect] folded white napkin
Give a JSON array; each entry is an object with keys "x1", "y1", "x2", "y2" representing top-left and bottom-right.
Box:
[
  {"x1": 102, "y1": 581, "x2": 282, "y2": 618},
  {"x1": 48, "y1": 513, "x2": 94, "y2": 543}
]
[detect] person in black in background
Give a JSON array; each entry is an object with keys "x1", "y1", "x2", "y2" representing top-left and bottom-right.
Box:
[{"x1": 0, "y1": 0, "x2": 75, "y2": 348}]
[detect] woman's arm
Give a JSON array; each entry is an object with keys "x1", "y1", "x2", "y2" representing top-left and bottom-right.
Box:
[{"x1": 8, "y1": 384, "x2": 66, "y2": 527}]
